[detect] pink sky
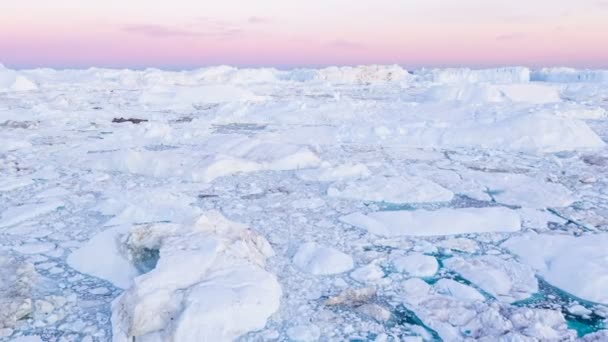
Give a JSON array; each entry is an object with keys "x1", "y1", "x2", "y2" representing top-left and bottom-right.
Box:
[{"x1": 1, "y1": 0, "x2": 608, "y2": 69}]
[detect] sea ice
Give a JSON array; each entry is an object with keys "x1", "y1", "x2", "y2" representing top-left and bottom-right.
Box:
[
  {"x1": 443, "y1": 255, "x2": 538, "y2": 303},
  {"x1": 328, "y1": 174, "x2": 454, "y2": 203},
  {"x1": 110, "y1": 211, "x2": 281, "y2": 341},
  {"x1": 391, "y1": 253, "x2": 439, "y2": 277},
  {"x1": 293, "y1": 242, "x2": 354, "y2": 275},
  {"x1": 503, "y1": 233, "x2": 608, "y2": 304},
  {"x1": 340, "y1": 207, "x2": 521, "y2": 237}
]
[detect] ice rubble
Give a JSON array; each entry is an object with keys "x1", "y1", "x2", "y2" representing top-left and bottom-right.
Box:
[
  {"x1": 398, "y1": 278, "x2": 575, "y2": 341},
  {"x1": 503, "y1": 233, "x2": 608, "y2": 304},
  {"x1": 0, "y1": 254, "x2": 35, "y2": 332},
  {"x1": 531, "y1": 68, "x2": 608, "y2": 83},
  {"x1": 340, "y1": 207, "x2": 521, "y2": 237},
  {"x1": 328, "y1": 175, "x2": 454, "y2": 203}
]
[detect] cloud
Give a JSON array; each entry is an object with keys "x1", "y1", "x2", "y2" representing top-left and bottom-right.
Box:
[
  {"x1": 123, "y1": 23, "x2": 243, "y2": 39},
  {"x1": 495, "y1": 33, "x2": 527, "y2": 41},
  {"x1": 248, "y1": 16, "x2": 272, "y2": 24},
  {"x1": 123, "y1": 25, "x2": 202, "y2": 38},
  {"x1": 326, "y1": 39, "x2": 365, "y2": 49}
]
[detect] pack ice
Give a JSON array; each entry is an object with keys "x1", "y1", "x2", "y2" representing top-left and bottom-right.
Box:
[{"x1": 2, "y1": 64, "x2": 608, "y2": 341}]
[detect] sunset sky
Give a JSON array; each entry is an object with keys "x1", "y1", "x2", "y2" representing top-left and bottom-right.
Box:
[{"x1": 1, "y1": 0, "x2": 608, "y2": 69}]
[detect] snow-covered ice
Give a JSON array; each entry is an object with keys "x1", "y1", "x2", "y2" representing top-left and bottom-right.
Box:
[
  {"x1": 503, "y1": 233, "x2": 608, "y2": 304},
  {"x1": 293, "y1": 242, "x2": 354, "y2": 275},
  {"x1": 109, "y1": 211, "x2": 281, "y2": 341},
  {"x1": 2, "y1": 64, "x2": 608, "y2": 340},
  {"x1": 340, "y1": 207, "x2": 521, "y2": 237}
]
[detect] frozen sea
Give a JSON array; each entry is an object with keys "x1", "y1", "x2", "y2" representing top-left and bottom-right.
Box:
[{"x1": 1, "y1": 64, "x2": 608, "y2": 341}]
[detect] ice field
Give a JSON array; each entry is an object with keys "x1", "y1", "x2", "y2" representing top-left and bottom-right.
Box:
[{"x1": 1, "y1": 64, "x2": 608, "y2": 341}]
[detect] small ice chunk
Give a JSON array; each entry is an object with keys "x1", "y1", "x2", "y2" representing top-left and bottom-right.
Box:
[
  {"x1": 433, "y1": 279, "x2": 485, "y2": 301},
  {"x1": 567, "y1": 304, "x2": 592, "y2": 317},
  {"x1": 443, "y1": 255, "x2": 538, "y2": 303},
  {"x1": 340, "y1": 207, "x2": 521, "y2": 237},
  {"x1": 392, "y1": 253, "x2": 438, "y2": 277},
  {"x1": 350, "y1": 263, "x2": 384, "y2": 283},
  {"x1": 293, "y1": 242, "x2": 354, "y2": 275}
]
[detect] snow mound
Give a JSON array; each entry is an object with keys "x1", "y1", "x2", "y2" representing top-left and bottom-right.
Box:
[
  {"x1": 503, "y1": 233, "x2": 608, "y2": 304},
  {"x1": 418, "y1": 67, "x2": 530, "y2": 84},
  {"x1": 73, "y1": 211, "x2": 281, "y2": 341},
  {"x1": 328, "y1": 175, "x2": 454, "y2": 203},
  {"x1": 531, "y1": 68, "x2": 608, "y2": 83},
  {"x1": 340, "y1": 207, "x2": 521, "y2": 237},
  {"x1": 443, "y1": 255, "x2": 538, "y2": 303},
  {"x1": 293, "y1": 242, "x2": 354, "y2": 275},
  {"x1": 0, "y1": 66, "x2": 38, "y2": 92}
]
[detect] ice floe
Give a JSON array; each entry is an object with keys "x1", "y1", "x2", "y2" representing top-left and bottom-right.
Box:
[
  {"x1": 340, "y1": 207, "x2": 521, "y2": 237},
  {"x1": 443, "y1": 255, "x2": 538, "y2": 303},
  {"x1": 503, "y1": 233, "x2": 608, "y2": 304},
  {"x1": 293, "y1": 242, "x2": 354, "y2": 275}
]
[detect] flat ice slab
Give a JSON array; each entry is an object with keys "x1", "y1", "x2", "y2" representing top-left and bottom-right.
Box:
[
  {"x1": 340, "y1": 207, "x2": 521, "y2": 237},
  {"x1": 503, "y1": 233, "x2": 608, "y2": 304}
]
